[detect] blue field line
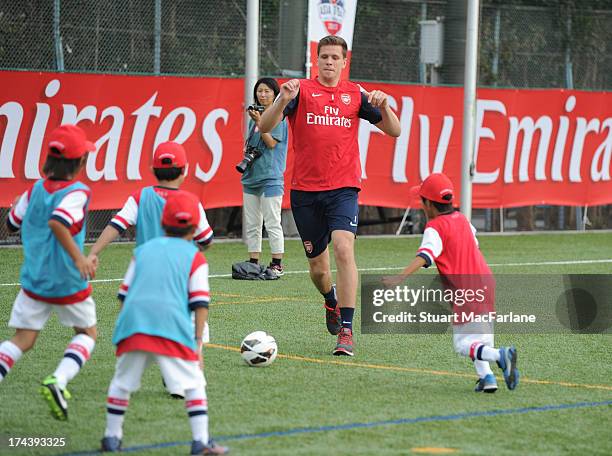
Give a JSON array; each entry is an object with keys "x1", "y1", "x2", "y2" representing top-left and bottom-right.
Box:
[{"x1": 61, "y1": 400, "x2": 612, "y2": 455}]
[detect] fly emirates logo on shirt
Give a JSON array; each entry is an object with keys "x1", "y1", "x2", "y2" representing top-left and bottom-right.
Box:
[{"x1": 306, "y1": 105, "x2": 352, "y2": 128}]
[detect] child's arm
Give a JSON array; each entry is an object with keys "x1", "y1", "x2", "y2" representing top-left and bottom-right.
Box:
[
  {"x1": 48, "y1": 219, "x2": 96, "y2": 279},
  {"x1": 88, "y1": 224, "x2": 121, "y2": 259},
  {"x1": 194, "y1": 203, "x2": 213, "y2": 251},
  {"x1": 194, "y1": 307, "x2": 208, "y2": 368},
  {"x1": 89, "y1": 195, "x2": 139, "y2": 261},
  {"x1": 7, "y1": 191, "x2": 30, "y2": 232},
  {"x1": 188, "y1": 252, "x2": 210, "y2": 369},
  {"x1": 117, "y1": 257, "x2": 135, "y2": 308},
  {"x1": 383, "y1": 226, "x2": 442, "y2": 287},
  {"x1": 382, "y1": 256, "x2": 426, "y2": 288}
]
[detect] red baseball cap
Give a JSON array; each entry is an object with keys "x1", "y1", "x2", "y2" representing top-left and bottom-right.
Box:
[
  {"x1": 153, "y1": 142, "x2": 187, "y2": 168},
  {"x1": 48, "y1": 124, "x2": 96, "y2": 159},
  {"x1": 411, "y1": 173, "x2": 454, "y2": 204},
  {"x1": 162, "y1": 191, "x2": 201, "y2": 229}
]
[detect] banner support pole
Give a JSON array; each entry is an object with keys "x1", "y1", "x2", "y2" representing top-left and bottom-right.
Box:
[
  {"x1": 460, "y1": 0, "x2": 479, "y2": 222},
  {"x1": 244, "y1": 0, "x2": 259, "y2": 140},
  {"x1": 53, "y1": 0, "x2": 64, "y2": 71}
]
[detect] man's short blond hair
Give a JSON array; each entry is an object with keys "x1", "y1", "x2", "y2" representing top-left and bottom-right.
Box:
[{"x1": 317, "y1": 35, "x2": 348, "y2": 58}]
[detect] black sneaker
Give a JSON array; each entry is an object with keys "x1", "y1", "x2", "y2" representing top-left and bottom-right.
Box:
[
  {"x1": 190, "y1": 439, "x2": 229, "y2": 455},
  {"x1": 101, "y1": 436, "x2": 122, "y2": 452}
]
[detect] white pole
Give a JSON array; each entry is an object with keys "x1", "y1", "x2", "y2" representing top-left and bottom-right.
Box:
[
  {"x1": 243, "y1": 0, "x2": 260, "y2": 243},
  {"x1": 460, "y1": 0, "x2": 480, "y2": 221},
  {"x1": 244, "y1": 0, "x2": 259, "y2": 139}
]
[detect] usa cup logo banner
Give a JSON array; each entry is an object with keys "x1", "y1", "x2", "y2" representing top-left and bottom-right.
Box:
[
  {"x1": 307, "y1": 0, "x2": 357, "y2": 79},
  {"x1": 318, "y1": 0, "x2": 345, "y2": 35}
]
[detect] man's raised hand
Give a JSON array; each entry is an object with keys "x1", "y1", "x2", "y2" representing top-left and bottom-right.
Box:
[
  {"x1": 363, "y1": 89, "x2": 389, "y2": 109},
  {"x1": 280, "y1": 79, "x2": 300, "y2": 101}
]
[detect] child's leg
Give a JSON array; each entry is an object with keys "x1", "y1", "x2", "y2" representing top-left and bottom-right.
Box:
[
  {"x1": 158, "y1": 356, "x2": 229, "y2": 454},
  {"x1": 454, "y1": 326, "x2": 518, "y2": 390},
  {"x1": 52, "y1": 297, "x2": 97, "y2": 389},
  {"x1": 469, "y1": 341, "x2": 501, "y2": 363},
  {"x1": 0, "y1": 329, "x2": 38, "y2": 382},
  {"x1": 52, "y1": 328, "x2": 96, "y2": 390},
  {"x1": 40, "y1": 326, "x2": 97, "y2": 420},
  {"x1": 454, "y1": 323, "x2": 497, "y2": 358},
  {"x1": 105, "y1": 382, "x2": 131, "y2": 441},
  {"x1": 104, "y1": 352, "x2": 150, "y2": 440},
  {"x1": 184, "y1": 385, "x2": 209, "y2": 445},
  {"x1": 473, "y1": 360, "x2": 494, "y2": 377},
  {"x1": 468, "y1": 333, "x2": 499, "y2": 364},
  {"x1": 3, "y1": 290, "x2": 52, "y2": 382},
  {"x1": 453, "y1": 328, "x2": 498, "y2": 372},
  {"x1": 158, "y1": 356, "x2": 209, "y2": 443}
]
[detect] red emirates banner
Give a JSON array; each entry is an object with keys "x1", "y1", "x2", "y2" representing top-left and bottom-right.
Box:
[
  {"x1": 359, "y1": 83, "x2": 612, "y2": 208},
  {"x1": 0, "y1": 71, "x2": 245, "y2": 210},
  {"x1": 1, "y1": 71, "x2": 611, "y2": 210}
]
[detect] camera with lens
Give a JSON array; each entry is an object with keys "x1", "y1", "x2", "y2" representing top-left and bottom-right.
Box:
[
  {"x1": 247, "y1": 104, "x2": 265, "y2": 113},
  {"x1": 236, "y1": 144, "x2": 262, "y2": 174}
]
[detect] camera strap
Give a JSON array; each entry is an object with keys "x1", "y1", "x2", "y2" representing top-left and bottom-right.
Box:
[{"x1": 246, "y1": 121, "x2": 265, "y2": 151}]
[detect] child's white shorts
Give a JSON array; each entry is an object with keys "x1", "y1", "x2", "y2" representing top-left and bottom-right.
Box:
[
  {"x1": 111, "y1": 351, "x2": 206, "y2": 393},
  {"x1": 453, "y1": 321, "x2": 494, "y2": 356},
  {"x1": 9, "y1": 289, "x2": 97, "y2": 330}
]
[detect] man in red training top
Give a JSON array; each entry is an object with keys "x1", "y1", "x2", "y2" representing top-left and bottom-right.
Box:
[{"x1": 260, "y1": 35, "x2": 400, "y2": 356}]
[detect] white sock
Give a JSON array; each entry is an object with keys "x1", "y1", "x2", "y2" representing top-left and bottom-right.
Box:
[
  {"x1": 0, "y1": 341, "x2": 23, "y2": 382},
  {"x1": 474, "y1": 360, "x2": 494, "y2": 378},
  {"x1": 185, "y1": 387, "x2": 209, "y2": 444},
  {"x1": 480, "y1": 346, "x2": 501, "y2": 362},
  {"x1": 53, "y1": 334, "x2": 95, "y2": 389},
  {"x1": 105, "y1": 382, "x2": 130, "y2": 439},
  {"x1": 469, "y1": 342, "x2": 501, "y2": 363}
]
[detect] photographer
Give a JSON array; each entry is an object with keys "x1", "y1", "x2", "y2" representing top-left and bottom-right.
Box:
[{"x1": 241, "y1": 77, "x2": 288, "y2": 276}]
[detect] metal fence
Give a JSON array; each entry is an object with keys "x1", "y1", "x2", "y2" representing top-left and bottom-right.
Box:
[
  {"x1": 4, "y1": 0, "x2": 610, "y2": 89},
  {"x1": 0, "y1": 0, "x2": 611, "y2": 243}
]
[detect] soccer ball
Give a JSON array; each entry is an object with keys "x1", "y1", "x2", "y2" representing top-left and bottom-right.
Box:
[{"x1": 240, "y1": 331, "x2": 278, "y2": 367}]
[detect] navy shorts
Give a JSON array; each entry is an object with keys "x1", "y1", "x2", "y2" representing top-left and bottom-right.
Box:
[{"x1": 290, "y1": 187, "x2": 359, "y2": 258}]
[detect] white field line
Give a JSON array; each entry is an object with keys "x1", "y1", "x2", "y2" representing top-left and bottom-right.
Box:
[
  {"x1": 1, "y1": 229, "x2": 611, "y2": 250},
  {"x1": 1, "y1": 258, "x2": 611, "y2": 287}
]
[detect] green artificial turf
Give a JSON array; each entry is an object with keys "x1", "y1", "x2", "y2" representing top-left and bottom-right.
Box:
[{"x1": 1, "y1": 232, "x2": 611, "y2": 455}]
